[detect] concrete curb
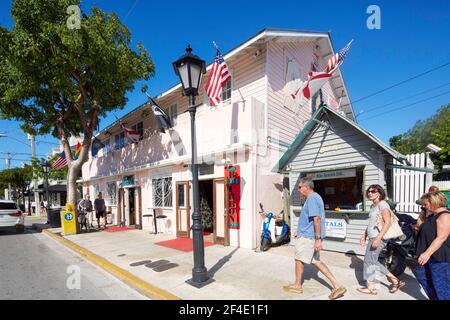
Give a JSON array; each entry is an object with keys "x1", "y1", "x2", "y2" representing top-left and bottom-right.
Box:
[{"x1": 42, "y1": 229, "x2": 181, "y2": 300}]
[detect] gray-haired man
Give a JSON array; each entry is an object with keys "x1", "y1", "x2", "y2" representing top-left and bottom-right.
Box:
[{"x1": 283, "y1": 178, "x2": 347, "y2": 300}]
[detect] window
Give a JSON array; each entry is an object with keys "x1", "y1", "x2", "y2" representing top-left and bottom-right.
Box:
[
  {"x1": 106, "y1": 182, "x2": 117, "y2": 206},
  {"x1": 199, "y1": 163, "x2": 214, "y2": 176},
  {"x1": 167, "y1": 104, "x2": 177, "y2": 126},
  {"x1": 177, "y1": 184, "x2": 185, "y2": 208},
  {"x1": 115, "y1": 132, "x2": 125, "y2": 149},
  {"x1": 103, "y1": 138, "x2": 110, "y2": 156},
  {"x1": 0, "y1": 202, "x2": 17, "y2": 209},
  {"x1": 221, "y1": 78, "x2": 232, "y2": 104},
  {"x1": 152, "y1": 177, "x2": 172, "y2": 208},
  {"x1": 131, "y1": 122, "x2": 144, "y2": 140}
]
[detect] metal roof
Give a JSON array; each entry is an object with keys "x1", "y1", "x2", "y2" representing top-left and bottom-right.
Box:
[{"x1": 273, "y1": 104, "x2": 407, "y2": 173}]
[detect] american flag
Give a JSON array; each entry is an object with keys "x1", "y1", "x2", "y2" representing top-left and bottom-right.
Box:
[
  {"x1": 326, "y1": 39, "x2": 353, "y2": 73},
  {"x1": 119, "y1": 121, "x2": 141, "y2": 143},
  {"x1": 52, "y1": 150, "x2": 67, "y2": 170},
  {"x1": 205, "y1": 49, "x2": 231, "y2": 106}
]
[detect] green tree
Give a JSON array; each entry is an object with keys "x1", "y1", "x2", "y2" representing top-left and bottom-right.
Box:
[
  {"x1": 0, "y1": 0, "x2": 154, "y2": 209},
  {"x1": 0, "y1": 166, "x2": 33, "y2": 204},
  {"x1": 389, "y1": 105, "x2": 450, "y2": 170}
]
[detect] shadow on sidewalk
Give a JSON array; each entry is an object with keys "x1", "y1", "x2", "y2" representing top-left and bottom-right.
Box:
[
  {"x1": 207, "y1": 248, "x2": 239, "y2": 278},
  {"x1": 345, "y1": 250, "x2": 365, "y2": 285}
]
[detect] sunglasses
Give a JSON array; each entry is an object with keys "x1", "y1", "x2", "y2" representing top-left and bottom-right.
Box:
[{"x1": 367, "y1": 190, "x2": 378, "y2": 194}]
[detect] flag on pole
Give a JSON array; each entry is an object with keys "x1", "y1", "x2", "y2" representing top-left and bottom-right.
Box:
[
  {"x1": 205, "y1": 48, "x2": 231, "y2": 106},
  {"x1": 119, "y1": 121, "x2": 141, "y2": 143},
  {"x1": 52, "y1": 142, "x2": 82, "y2": 170},
  {"x1": 291, "y1": 40, "x2": 353, "y2": 102},
  {"x1": 91, "y1": 137, "x2": 106, "y2": 157},
  {"x1": 326, "y1": 39, "x2": 353, "y2": 73},
  {"x1": 73, "y1": 142, "x2": 81, "y2": 160},
  {"x1": 52, "y1": 150, "x2": 67, "y2": 170},
  {"x1": 148, "y1": 97, "x2": 172, "y2": 133}
]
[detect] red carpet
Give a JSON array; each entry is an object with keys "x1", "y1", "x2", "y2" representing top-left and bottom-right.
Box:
[
  {"x1": 155, "y1": 238, "x2": 215, "y2": 252},
  {"x1": 103, "y1": 226, "x2": 135, "y2": 233}
]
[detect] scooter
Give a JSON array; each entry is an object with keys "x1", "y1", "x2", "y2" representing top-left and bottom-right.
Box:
[
  {"x1": 259, "y1": 203, "x2": 290, "y2": 252},
  {"x1": 378, "y1": 200, "x2": 418, "y2": 276}
]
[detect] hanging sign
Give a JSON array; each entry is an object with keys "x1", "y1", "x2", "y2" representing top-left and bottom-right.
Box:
[{"x1": 225, "y1": 165, "x2": 240, "y2": 229}]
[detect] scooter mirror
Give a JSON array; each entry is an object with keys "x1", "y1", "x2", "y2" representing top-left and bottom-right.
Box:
[{"x1": 259, "y1": 203, "x2": 264, "y2": 211}]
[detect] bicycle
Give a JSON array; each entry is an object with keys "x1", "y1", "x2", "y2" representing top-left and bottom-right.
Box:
[{"x1": 78, "y1": 209, "x2": 91, "y2": 232}]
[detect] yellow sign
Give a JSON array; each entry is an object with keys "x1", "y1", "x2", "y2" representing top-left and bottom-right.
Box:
[{"x1": 61, "y1": 203, "x2": 77, "y2": 235}]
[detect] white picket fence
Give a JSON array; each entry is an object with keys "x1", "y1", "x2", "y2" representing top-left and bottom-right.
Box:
[{"x1": 392, "y1": 153, "x2": 434, "y2": 213}]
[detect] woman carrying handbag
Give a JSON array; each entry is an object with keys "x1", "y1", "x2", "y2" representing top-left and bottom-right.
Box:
[{"x1": 357, "y1": 184, "x2": 406, "y2": 295}]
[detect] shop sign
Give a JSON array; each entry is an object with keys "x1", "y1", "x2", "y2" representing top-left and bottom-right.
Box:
[
  {"x1": 225, "y1": 165, "x2": 240, "y2": 229},
  {"x1": 121, "y1": 175, "x2": 135, "y2": 187},
  {"x1": 307, "y1": 168, "x2": 356, "y2": 181},
  {"x1": 325, "y1": 219, "x2": 347, "y2": 238}
]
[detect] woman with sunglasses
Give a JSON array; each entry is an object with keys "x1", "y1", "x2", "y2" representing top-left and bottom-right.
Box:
[{"x1": 357, "y1": 184, "x2": 405, "y2": 295}]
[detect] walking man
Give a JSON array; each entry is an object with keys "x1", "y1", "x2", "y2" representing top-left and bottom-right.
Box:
[
  {"x1": 78, "y1": 194, "x2": 93, "y2": 228},
  {"x1": 94, "y1": 192, "x2": 107, "y2": 229},
  {"x1": 283, "y1": 178, "x2": 347, "y2": 300}
]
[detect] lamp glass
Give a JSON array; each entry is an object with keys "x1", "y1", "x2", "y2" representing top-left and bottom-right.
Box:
[
  {"x1": 190, "y1": 63, "x2": 202, "y2": 91},
  {"x1": 178, "y1": 62, "x2": 190, "y2": 90}
]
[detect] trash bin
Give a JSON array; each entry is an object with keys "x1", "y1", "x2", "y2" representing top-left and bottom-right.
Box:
[{"x1": 49, "y1": 208, "x2": 61, "y2": 228}]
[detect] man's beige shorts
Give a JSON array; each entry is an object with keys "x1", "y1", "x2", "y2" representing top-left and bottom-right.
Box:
[{"x1": 294, "y1": 237, "x2": 320, "y2": 264}]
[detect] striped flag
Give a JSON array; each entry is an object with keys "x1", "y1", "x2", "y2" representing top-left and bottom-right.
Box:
[
  {"x1": 52, "y1": 150, "x2": 67, "y2": 170},
  {"x1": 52, "y1": 142, "x2": 82, "y2": 170},
  {"x1": 205, "y1": 49, "x2": 231, "y2": 106},
  {"x1": 326, "y1": 39, "x2": 353, "y2": 73},
  {"x1": 120, "y1": 121, "x2": 141, "y2": 143},
  {"x1": 291, "y1": 40, "x2": 353, "y2": 102}
]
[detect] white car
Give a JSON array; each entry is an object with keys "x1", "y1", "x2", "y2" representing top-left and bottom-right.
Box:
[{"x1": 0, "y1": 200, "x2": 25, "y2": 233}]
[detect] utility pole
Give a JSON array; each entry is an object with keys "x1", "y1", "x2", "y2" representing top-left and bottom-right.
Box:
[
  {"x1": 5, "y1": 153, "x2": 11, "y2": 200},
  {"x1": 28, "y1": 134, "x2": 40, "y2": 216}
]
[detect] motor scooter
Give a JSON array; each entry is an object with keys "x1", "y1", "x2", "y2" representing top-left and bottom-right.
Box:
[
  {"x1": 259, "y1": 203, "x2": 290, "y2": 252},
  {"x1": 378, "y1": 200, "x2": 418, "y2": 276}
]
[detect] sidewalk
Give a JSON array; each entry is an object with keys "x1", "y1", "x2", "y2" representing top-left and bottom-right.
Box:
[{"x1": 43, "y1": 227, "x2": 427, "y2": 300}]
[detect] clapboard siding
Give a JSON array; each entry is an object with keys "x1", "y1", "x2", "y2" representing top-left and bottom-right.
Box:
[{"x1": 266, "y1": 40, "x2": 340, "y2": 146}]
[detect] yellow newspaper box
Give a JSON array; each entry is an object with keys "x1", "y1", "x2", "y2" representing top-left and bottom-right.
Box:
[{"x1": 61, "y1": 203, "x2": 77, "y2": 235}]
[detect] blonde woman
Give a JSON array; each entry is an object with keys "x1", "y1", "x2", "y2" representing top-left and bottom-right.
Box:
[
  {"x1": 357, "y1": 184, "x2": 405, "y2": 295},
  {"x1": 414, "y1": 191, "x2": 450, "y2": 300}
]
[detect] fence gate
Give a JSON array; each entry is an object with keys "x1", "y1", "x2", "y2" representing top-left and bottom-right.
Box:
[{"x1": 390, "y1": 153, "x2": 434, "y2": 213}]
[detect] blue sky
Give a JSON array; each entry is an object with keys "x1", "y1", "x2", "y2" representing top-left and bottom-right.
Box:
[{"x1": 1, "y1": 0, "x2": 449, "y2": 169}]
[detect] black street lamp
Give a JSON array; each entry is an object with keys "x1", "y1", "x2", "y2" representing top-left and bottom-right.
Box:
[
  {"x1": 173, "y1": 46, "x2": 213, "y2": 288},
  {"x1": 42, "y1": 161, "x2": 51, "y2": 225}
]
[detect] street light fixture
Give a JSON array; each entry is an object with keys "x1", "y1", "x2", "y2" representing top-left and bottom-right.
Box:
[
  {"x1": 42, "y1": 161, "x2": 52, "y2": 225},
  {"x1": 172, "y1": 45, "x2": 213, "y2": 288}
]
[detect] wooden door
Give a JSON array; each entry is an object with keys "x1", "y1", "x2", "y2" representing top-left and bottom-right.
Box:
[
  {"x1": 213, "y1": 179, "x2": 229, "y2": 245},
  {"x1": 136, "y1": 187, "x2": 142, "y2": 229},
  {"x1": 118, "y1": 188, "x2": 125, "y2": 226},
  {"x1": 176, "y1": 181, "x2": 190, "y2": 238}
]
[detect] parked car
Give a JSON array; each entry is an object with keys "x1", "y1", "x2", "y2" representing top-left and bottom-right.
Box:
[{"x1": 0, "y1": 200, "x2": 25, "y2": 233}]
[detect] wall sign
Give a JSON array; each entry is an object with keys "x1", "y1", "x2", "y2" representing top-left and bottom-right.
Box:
[
  {"x1": 307, "y1": 168, "x2": 356, "y2": 181},
  {"x1": 225, "y1": 165, "x2": 240, "y2": 229},
  {"x1": 325, "y1": 219, "x2": 347, "y2": 238}
]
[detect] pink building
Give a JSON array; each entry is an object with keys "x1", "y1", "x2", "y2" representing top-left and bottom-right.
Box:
[{"x1": 80, "y1": 28, "x2": 355, "y2": 249}]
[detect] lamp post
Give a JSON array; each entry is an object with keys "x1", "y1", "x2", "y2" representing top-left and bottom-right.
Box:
[
  {"x1": 42, "y1": 161, "x2": 51, "y2": 225},
  {"x1": 173, "y1": 46, "x2": 213, "y2": 287}
]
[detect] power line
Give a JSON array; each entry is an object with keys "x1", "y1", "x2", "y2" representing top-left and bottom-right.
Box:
[
  {"x1": 351, "y1": 61, "x2": 450, "y2": 105},
  {"x1": 355, "y1": 81, "x2": 450, "y2": 117},
  {"x1": 358, "y1": 90, "x2": 450, "y2": 122}
]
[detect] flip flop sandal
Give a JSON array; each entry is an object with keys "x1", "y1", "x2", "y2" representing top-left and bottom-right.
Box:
[
  {"x1": 389, "y1": 281, "x2": 406, "y2": 293},
  {"x1": 329, "y1": 287, "x2": 347, "y2": 300},
  {"x1": 357, "y1": 287, "x2": 378, "y2": 295},
  {"x1": 282, "y1": 285, "x2": 303, "y2": 294}
]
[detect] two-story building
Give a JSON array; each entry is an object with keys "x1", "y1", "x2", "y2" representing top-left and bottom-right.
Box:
[{"x1": 80, "y1": 28, "x2": 354, "y2": 250}]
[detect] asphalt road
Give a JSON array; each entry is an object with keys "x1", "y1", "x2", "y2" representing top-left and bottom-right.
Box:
[{"x1": 0, "y1": 217, "x2": 149, "y2": 300}]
